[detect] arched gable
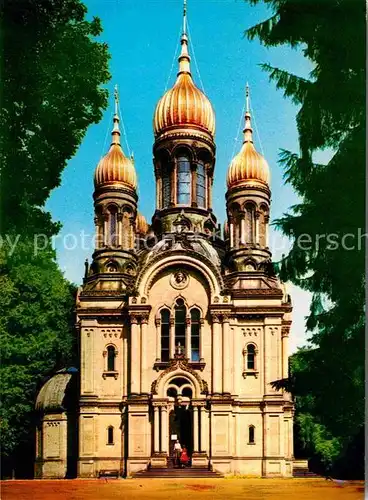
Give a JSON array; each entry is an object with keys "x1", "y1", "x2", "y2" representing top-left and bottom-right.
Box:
[{"x1": 137, "y1": 253, "x2": 223, "y2": 299}]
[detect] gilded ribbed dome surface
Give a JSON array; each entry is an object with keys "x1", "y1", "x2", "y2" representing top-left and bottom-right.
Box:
[
  {"x1": 94, "y1": 115, "x2": 137, "y2": 190},
  {"x1": 227, "y1": 110, "x2": 270, "y2": 189},
  {"x1": 153, "y1": 34, "x2": 215, "y2": 138},
  {"x1": 136, "y1": 212, "x2": 148, "y2": 234}
]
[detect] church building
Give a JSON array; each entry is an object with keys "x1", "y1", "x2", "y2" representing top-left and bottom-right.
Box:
[{"x1": 35, "y1": 5, "x2": 293, "y2": 479}]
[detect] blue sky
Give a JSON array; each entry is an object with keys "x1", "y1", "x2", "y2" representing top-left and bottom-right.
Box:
[{"x1": 46, "y1": 0, "x2": 315, "y2": 353}]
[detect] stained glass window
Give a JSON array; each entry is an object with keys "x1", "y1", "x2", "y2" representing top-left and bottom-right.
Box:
[
  {"x1": 175, "y1": 299, "x2": 186, "y2": 350},
  {"x1": 161, "y1": 309, "x2": 170, "y2": 361},
  {"x1": 162, "y1": 170, "x2": 171, "y2": 208},
  {"x1": 177, "y1": 156, "x2": 191, "y2": 204},
  {"x1": 196, "y1": 162, "x2": 206, "y2": 208},
  {"x1": 190, "y1": 308, "x2": 200, "y2": 361}
]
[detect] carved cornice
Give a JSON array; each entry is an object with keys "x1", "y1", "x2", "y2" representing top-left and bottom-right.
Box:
[
  {"x1": 153, "y1": 128, "x2": 216, "y2": 153},
  {"x1": 232, "y1": 288, "x2": 283, "y2": 298}
]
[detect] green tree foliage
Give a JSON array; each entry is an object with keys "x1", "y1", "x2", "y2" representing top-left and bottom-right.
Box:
[
  {"x1": 0, "y1": 240, "x2": 76, "y2": 476},
  {"x1": 0, "y1": 0, "x2": 111, "y2": 235},
  {"x1": 0, "y1": 0, "x2": 110, "y2": 476},
  {"x1": 245, "y1": 0, "x2": 365, "y2": 477}
]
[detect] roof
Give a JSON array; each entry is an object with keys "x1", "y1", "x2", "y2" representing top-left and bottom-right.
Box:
[{"x1": 35, "y1": 367, "x2": 78, "y2": 413}]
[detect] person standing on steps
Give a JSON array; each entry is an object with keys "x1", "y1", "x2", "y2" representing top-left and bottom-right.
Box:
[
  {"x1": 173, "y1": 439, "x2": 182, "y2": 468},
  {"x1": 180, "y1": 445, "x2": 190, "y2": 467}
]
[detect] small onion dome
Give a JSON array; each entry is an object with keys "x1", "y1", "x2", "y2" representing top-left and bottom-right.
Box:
[
  {"x1": 227, "y1": 109, "x2": 270, "y2": 189},
  {"x1": 153, "y1": 34, "x2": 215, "y2": 138},
  {"x1": 94, "y1": 113, "x2": 137, "y2": 190},
  {"x1": 223, "y1": 221, "x2": 229, "y2": 240},
  {"x1": 35, "y1": 368, "x2": 78, "y2": 412},
  {"x1": 136, "y1": 212, "x2": 148, "y2": 235}
]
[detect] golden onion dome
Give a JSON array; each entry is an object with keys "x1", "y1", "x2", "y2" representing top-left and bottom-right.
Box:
[
  {"x1": 153, "y1": 33, "x2": 215, "y2": 138},
  {"x1": 136, "y1": 212, "x2": 148, "y2": 235},
  {"x1": 227, "y1": 87, "x2": 270, "y2": 189},
  {"x1": 94, "y1": 108, "x2": 137, "y2": 190}
]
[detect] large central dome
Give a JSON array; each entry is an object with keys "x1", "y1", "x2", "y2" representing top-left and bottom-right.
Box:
[{"x1": 153, "y1": 34, "x2": 215, "y2": 139}]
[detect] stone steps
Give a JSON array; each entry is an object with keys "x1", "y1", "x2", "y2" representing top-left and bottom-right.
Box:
[
  {"x1": 293, "y1": 467, "x2": 320, "y2": 478},
  {"x1": 132, "y1": 467, "x2": 223, "y2": 478}
]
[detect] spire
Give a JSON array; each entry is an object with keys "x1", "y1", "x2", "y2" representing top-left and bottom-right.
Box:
[
  {"x1": 111, "y1": 84, "x2": 121, "y2": 145},
  {"x1": 183, "y1": 0, "x2": 187, "y2": 35},
  {"x1": 243, "y1": 83, "x2": 253, "y2": 144},
  {"x1": 178, "y1": 0, "x2": 191, "y2": 75}
]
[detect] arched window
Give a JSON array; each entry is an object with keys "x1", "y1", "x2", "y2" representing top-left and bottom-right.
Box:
[
  {"x1": 248, "y1": 425, "x2": 255, "y2": 444},
  {"x1": 161, "y1": 309, "x2": 170, "y2": 362},
  {"x1": 108, "y1": 206, "x2": 118, "y2": 246},
  {"x1": 107, "y1": 345, "x2": 116, "y2": 372},
  {"x1": 174, "y1": 298, "x2": 186, "y2": 350},
  {"x1": 107, "y1": 426, "x2": 114, "y2": 445},
  {"x1": 245, "y1": 204, "x2": 255, "y2": 244},
  {"x1": 162, "y1": 166, "x2": 171, "y2": 208},
  {"x1": 196, "y1": 162, "x2": 206, "y2": 208},
  {"x1": 167, "y1": 387, "x2": 177, "y2": 398},
  {"x1": 190, "y1": 308, "x2": 201, "y2": 362},
  {"x1": 247, "y1": 344, "x2": 256, "y2": 370},
  {"x1": 177, "y1": 155, "x2": 191, "y2": 204},
  {"x1": 182, "y1": 387, "x2": 193, "y2": 398}
]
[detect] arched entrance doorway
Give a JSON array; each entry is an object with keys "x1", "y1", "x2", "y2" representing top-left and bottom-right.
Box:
[{"x1": 166, "y1": 376, "x2": 194, "y2": 464}]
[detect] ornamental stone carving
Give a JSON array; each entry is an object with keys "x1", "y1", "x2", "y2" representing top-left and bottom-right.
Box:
[{"x1": 170, "y1": 270, "x2": 189, "y2": 290}]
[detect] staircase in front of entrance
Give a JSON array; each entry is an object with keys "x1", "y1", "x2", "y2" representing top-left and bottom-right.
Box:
[{"x1": 132, "y1": 467, "x2": 223, "y2": 478}]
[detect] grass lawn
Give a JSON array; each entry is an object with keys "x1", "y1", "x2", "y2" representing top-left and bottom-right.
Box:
[{"x1": 1, "y1": 478, "x2": 365, "y2": 500}]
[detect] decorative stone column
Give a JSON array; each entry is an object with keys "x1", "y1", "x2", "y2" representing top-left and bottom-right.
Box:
[
  {"x1": 140, "y1": 315, "x2": 148, "y2": 394},
  {"x1": 123, "y1": 335, "x2": 128, "y2": 397},
  {"x1": 233, "y1": 327, "x2": 241, "y2": 396},
  {"x1": 154, "y1": 406, "x2": 160, "y2": 453},
  {"x1": 185, "y1": 317, "x2": 191, "y2": 360},
  {"x1": 282, "y1": 329, "x2": 289, "y2": 379},
  {"x1": 199, "y1": 318, "x2": 205, "y2": 362},
  {"x1": 117, "y1": 212, "x2": 123, "y2": 247},
  {"x1": 155, "y1": 318, "x2": 161, "y2": 362},
  {"x1": 229, "y1": 220, "x2": 234, "y2": 248},
  {"x1": 265, "y1": 214, "x2": 270, "y2": 247},
  {"x1": 193, "y1": 406, "x2": 199, "y2": 452},
  {"x1": 150, "y1": 403, "x2": 168, "y2": 468},
  {"x1": 240, "y1": 214, "x2": 246, "y2": 245},
  {"x1": 200, "y1": 406, "x2": 208, "y2": 454},
  {"x1": 255, "y1": 211, "x2": 260, "y2": 244},
  {"x1": 222, "y1": 316, "x2": 231, "y2": 394},
  {"x1": 211, "y1": 315, "x2": 222, "y2": 394},
  {"x1": 192, "y1": 402, "x2": 208, "y2": 467},
  {"x1": 103, "y1": 212, "x2": 109, "y2": 247},
  {"x1": 161, "y1": 406, "x2": 168, "y2": 453},
  {"x1": 130, "y1": 315, "x2": 140, "y2": 395},
  {"x1": 169, "y1": 317, "x2": 175, "y2": 359},
  {"x1": 94, "y1": 216, "x2": 102, "y2": 249}
]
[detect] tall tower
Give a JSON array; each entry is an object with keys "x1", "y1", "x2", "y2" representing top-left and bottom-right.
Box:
[
  {"x1": 225, "y1": 85, "x2": 271, "y2": 276},
  {"x1": 84, "y1": 87, "x2": 140, "y2": 291},
  {"x1": 152, "y1": 2, "x2": 217, "y2": 237}
]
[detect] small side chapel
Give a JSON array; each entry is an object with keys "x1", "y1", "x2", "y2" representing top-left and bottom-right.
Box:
[{"x1": 35, "y1": 3, "x2": 294, "y2": 479}]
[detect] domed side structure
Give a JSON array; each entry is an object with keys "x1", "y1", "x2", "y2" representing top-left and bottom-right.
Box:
[
  {"x1": 94, "y1": 110, "x2": 137, "y2": 190},
  {"x1": 83, "y1": 86, "x2": 139, "y2": 291},
  {"x1": 136, "y1": 212, "x2": 149, "y2": 235},
  {"x1": 225, "y1": 85, "x2": 271, "y2": 271},
  {"x1": 35, "y1": 368, "x2": 78, "y2": 479},
  {"x1": 153, "y1": 35, "x2": 215, "y2": 139},
  {"x1": 226, "y1": 104, "x2": 270, "y2": 189}
]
